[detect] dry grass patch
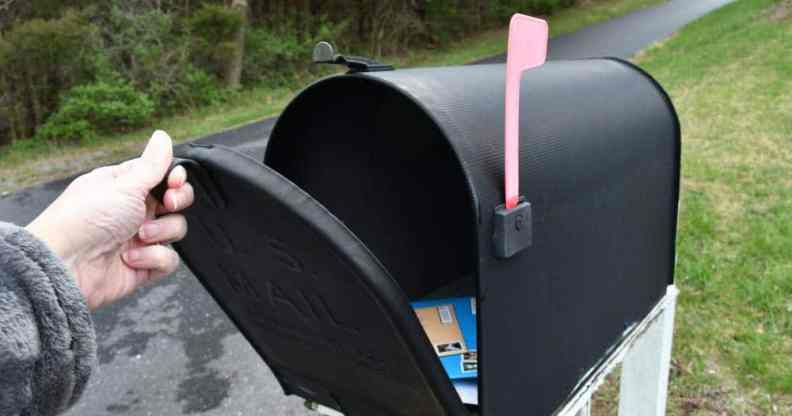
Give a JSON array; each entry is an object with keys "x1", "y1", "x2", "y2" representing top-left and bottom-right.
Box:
[{"x1": 767, "y1": 0, "x2": 792, "y2": 21}]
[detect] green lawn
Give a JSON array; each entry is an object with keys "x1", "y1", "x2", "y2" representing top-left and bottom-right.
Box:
[
  {"x1": 0, "y1": 0, "x2": 663, "y2": 193},
  {"x1": 594, "y1": 0, "x2": 792, "y2": 414}
]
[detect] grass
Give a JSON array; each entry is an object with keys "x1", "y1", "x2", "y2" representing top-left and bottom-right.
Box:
[
  {"x1": 591, "y1": 0, "x2": 792, "y2": 414},
  {"x1": 0, "y1": 0, "x2": 664, "y2": 193}
]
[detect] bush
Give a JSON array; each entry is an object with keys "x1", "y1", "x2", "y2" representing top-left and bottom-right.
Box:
[
  {"x1": 0, "y1": 10, "x2": 98, "y2": 140},
  {"x1": 36, "y1": 79, "x2": 154, "y2": 143},
  {"x1": 490, "y1": 0, "x2": 577, "y2": 18},
  {"x1": 35, "y1": 119, "x2": 95, "y2": 144},
  {"x1": 243, "y1": 21, "x2": 347, "y2": 86},
  {"x1": 59, "y1": 80, "x2": 154, "y2": 132},
  {"x1": 190, "y1": 3, "x2": 245, "y2": 80},
  {"x1": 190, "y1": 3, "x2": 244, "y2": 44},
  {"x1": 243, "y1": 28, "x2": 306, "y2": 86},
  {"x1": 170, "y1": 66, "x2": 226, "y2": 108},
  {"x1": 97, "y1": 4, "x2": 195, "y2": 112}
]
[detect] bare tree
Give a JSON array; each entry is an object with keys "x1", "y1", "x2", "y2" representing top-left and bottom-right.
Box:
[
  {"x1": 225, "y1": 0, "x2": 248, "y2": 89},
  {"x1": 0, "y1": 0, "x2": 17, "y2": 31},
  {"x1": 368, "y1": 1, "x2": 423, "y2": 56}
]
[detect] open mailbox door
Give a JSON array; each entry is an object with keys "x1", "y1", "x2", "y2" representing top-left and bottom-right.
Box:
[
  {"x1": 171, "y1": 55, "x2": 680, "y2": 415},
  {"x1": 170, "y1": 145, "x2": 468, "y2": 415}
]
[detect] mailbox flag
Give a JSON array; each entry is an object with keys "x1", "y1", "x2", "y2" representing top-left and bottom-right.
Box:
[{"x1": 505, "y1": 14, "x2": 548, "y2": 209}]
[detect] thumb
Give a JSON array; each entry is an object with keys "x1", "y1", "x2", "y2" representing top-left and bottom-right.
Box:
[{"x1": 124, "y1": 130, "x2": 173, "y2": 191}]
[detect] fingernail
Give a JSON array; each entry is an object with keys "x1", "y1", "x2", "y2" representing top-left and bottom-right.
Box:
[
  {"x1": 172, "y1": 166, "x2": 187, "y2": 186},
  {"x1": 152, "y1": 130, "x2": 171, "y2": 142},
  {"x1": 171, "y1": 194, "x2": 180, "y2": 211},
  {"x1": 140, "y1": 223, "x2": 160, "y2": 240},
  {"x1": 124, "y1": 249, "x2": 141, "y2": 263}
]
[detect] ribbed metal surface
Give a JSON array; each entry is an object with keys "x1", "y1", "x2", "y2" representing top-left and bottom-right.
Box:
[{"x1": 266, "y1": 59, "x2": 679, "y2": 415}]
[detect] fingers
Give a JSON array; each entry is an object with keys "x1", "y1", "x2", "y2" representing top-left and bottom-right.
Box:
[
  {"x1": 138, "y1": 214, "x2": 188, "y2": 244},
  {"x1": 123, "y1": 245, "x2": 180, "y2": 281},
  {"x1": 167, "y1": 165, "x2": 187, "y2": 188},
  {"x1": 122, "y1": 130, "x2": 174, "y2": 191},
  {"x1": 152, "y1": 166, "x2": 193, "y2": 214},
  {"x1": 160, "y1": 182, "x2": 194, "y2": 213}
]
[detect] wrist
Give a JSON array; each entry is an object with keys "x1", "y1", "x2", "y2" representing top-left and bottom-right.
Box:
[
  {"x1": 25, "y1": 218, "x2": 93, "y2": 304},
  {"x1": 26, "y1": 217, "x2": 73, "y2": 260}
]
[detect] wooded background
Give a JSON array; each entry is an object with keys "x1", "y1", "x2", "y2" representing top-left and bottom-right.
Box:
[{"x1": 0, "y1": 0, "x2": 576, "y2": 147}]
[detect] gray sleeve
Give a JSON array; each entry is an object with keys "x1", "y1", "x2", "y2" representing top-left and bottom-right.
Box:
[{"x1": 0, "y1": 222, "x2": 96, "y2": 416}]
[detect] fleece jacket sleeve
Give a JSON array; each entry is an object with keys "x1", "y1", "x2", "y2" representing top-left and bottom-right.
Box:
[{"x1": 0, "y1": 222, "x2": 96, "y2": 416}]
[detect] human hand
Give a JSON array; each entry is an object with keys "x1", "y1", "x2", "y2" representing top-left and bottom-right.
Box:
[{"x1": 26, "y1": 130, "x2": 194, "y2": 310}]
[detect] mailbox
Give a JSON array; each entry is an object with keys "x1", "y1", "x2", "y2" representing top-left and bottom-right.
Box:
[{"x1": 169, "y1": 57, "x2": 680, "y2": 415}]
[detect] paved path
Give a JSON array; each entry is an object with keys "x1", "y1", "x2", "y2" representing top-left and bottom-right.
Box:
[
  {"x1": 0, "y1": 0, "x2": 733, "y2": 414},
  {"x1": 477, "y1": 0, "x2": 735, "y2": 63}
]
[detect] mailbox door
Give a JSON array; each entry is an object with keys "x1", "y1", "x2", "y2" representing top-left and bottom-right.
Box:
[{"x1": 170, "y1": 144, "x2": 468, "y2": 416}]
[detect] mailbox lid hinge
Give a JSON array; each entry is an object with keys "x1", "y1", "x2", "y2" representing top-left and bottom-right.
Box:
[{"x1": 312, "y1": 41, "x2": 394, "y2": 73}]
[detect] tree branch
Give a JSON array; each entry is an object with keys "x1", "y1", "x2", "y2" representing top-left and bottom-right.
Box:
[{"x1": 0, "y1": 0, "x2": 17, "y2": 33}]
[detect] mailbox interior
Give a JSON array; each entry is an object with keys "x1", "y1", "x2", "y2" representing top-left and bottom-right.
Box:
[
  {"x1": 264, "y1": 75, "x2": 482, "y2": 409},
  {"x1": 266, "y1": 76, "x2": 480, "y2": 302}
]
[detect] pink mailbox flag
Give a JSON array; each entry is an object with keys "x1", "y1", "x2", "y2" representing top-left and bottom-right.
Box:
[{"x1": 504, "y1": 14, "x2": 548, "y2": 209}]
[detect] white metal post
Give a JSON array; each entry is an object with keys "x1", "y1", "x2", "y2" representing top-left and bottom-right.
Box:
[
  {"x1": 574, "y1": 399, "x2": 591, "y2": 416},
  {"x1": 618, "y1": 286, "x2": 678, "y2": 416}
]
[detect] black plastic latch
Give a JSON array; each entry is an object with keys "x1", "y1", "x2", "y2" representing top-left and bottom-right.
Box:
[
  {"x1": 312, "y1": 41, "x2": 394, "y2": 73},
  {"x1": 493, "y1": 198, "x2": 532, "y2": 259}
]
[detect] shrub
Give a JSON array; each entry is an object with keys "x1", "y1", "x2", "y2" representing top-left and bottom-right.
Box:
[
  {"x1": 97, "y1": 4, "x2": 194, "y2": 112},
  {"x1": 35, "y1": 119, "x2": 95, "y2": 144},
  {"x1": 243, "y1": 20, "x2": 347, "y2": 87},
  {"x1": 36, "y1": 79, "x2": 154, "y2": 143},
  {"x1": 190, "y1": 3, "x2": 245, "y2": 80},
  {"x1": 169, "y1": 66, "x2": 226, "y2": 109},
  {"x1": 243, "y1": 28, "x2": 306, "y2": 86},
  {"x1": 489, "y1": 0, "x2": 577, "y2": 18},
  {"x1": 424, "y1": 0, "x2": 469, "y2": 44},
  {"x1": 59, "y1": 80, "x2": 154, "y2": 132},
  {"x1": 190, "y1": 3, "x2": 244, "y2": 44},
  {"x1": 0, "y1": 10, "x2": 98, "y2": 140}
]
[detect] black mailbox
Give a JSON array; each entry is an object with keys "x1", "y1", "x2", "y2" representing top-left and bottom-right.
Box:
[{"x1": 170, "y1": 58, "x2": 680, "y2": 415}]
